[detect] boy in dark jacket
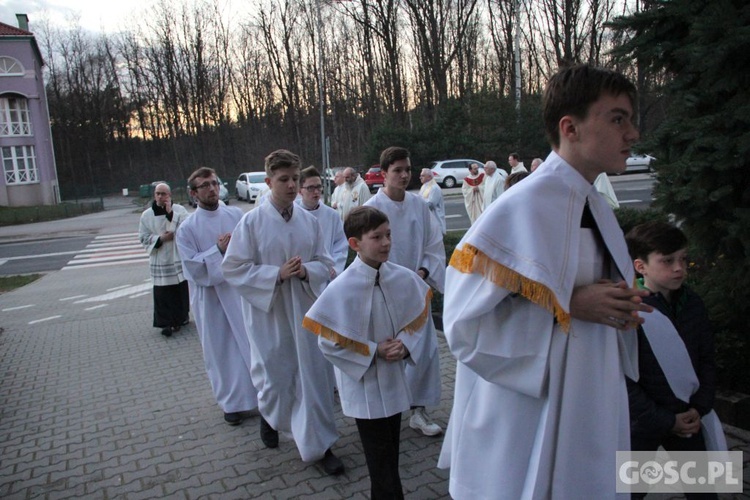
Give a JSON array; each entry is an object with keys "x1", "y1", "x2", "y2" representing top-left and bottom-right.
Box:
[{"x1": 625, "y1": 221, "x2": 721, "y2": 498}]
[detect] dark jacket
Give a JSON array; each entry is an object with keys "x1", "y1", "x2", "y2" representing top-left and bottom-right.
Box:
[{"x1": 626, "y1": 283, "x2": 716, "y2": 440}]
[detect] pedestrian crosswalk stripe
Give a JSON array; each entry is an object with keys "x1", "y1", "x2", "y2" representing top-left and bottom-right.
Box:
[{"x1": 62, "y1": 233, "x2": 148, "y2": 270}]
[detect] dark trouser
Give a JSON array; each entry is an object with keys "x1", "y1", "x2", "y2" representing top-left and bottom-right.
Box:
[
  {"x1": 631, "y1": 430, "x2": 718, "y2": 500},
  {"x1": 355, "y1": 413, "x2": 404, "y2": 500},
  {"x1": 152, "y1": 281, "x2": 190, "y2": 328}
]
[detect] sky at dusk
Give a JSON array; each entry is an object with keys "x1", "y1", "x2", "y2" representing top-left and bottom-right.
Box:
[{"x1": 0, "y1": 0, "x2": 252, "y2": 34}]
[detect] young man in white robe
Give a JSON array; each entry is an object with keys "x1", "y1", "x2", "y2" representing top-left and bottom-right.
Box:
[
  {"x1": 304, "y1": 206, "x2": 433, "y2": 499},
  {"x1": 419, "y1": 168, "x2": 446, "y2": 234},
  {"x1": 221, "y1": 149, "x2": 343, "y2": 475},
  {"x1": 339, "y1": 167, "x2": 372, "y2": 219},
  {"x1": 176, "y1": 167, "x2": 258, "y2": 426},
  {"x1": 295, "y1": 166, "x2": 348, "y2": 278},
  {"x1": 460, "y1": 163, "x2": 485, "y2": 224},
  {"x1": 438, "y1": 65, "x2": 654, "y2": 499},
  {"x1": 481, "y1": 160, "x2": 506, "y2": 210},
  {"x1": 139, "y1": 183, "x2": 190, "y2": 337},
  {"x1": 365, "y1": 146, "x2": 446, "y2": 437}
]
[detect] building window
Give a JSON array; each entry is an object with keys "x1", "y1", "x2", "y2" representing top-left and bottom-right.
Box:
[
  {"x1": 2, "y1": 145, "x2": 38, "y2": 184},
  {"x1": 0, "y1": 97, "x2": 32, "y2": 136},
  {"x1": 0, "y1": 56, "x2": 24, "y2": 76}
]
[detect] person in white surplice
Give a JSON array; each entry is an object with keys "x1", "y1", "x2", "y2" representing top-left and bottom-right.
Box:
[
  {"x1": 175, "y1": 167, "x2": 258, "y2": 426},
  {"x1": 481, "y1": 160, "x2": 506, "y2": 210},
  {"x1": 221, "y1": 149, "x2": 344, "y2": 476},
  {"x1": 365, "y1": 146, "x2": 446, "y2": 437},
  {"x1": 304, "y1": 206, "x2": 433, "y2": 499},
  {"x1": 418, "y1": 168, "x2": 446, "y2": 234},
  {"x1": 295, "y1": 166, "x2": 348, "y2": 278},
  {"x1": 438, "y1": 65, "x2": 654, "y2": 499}
]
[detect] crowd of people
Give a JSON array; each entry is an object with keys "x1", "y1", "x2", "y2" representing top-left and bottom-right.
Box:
[{"x1": 137, "y1": 64, "x2": 725, "y2": 499}]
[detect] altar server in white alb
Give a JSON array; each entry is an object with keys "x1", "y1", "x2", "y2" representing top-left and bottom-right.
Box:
[
  {"x1": 176, "y1": 167, "x2": 258, "y2": 426},
  {"x1": 481, "y1": 160, "x2": 506, "y2": 210},
  {"x1": 221, "y1": 149, "x2": 344, "y2": 476},
  {"x1": 438, "y1": 64, "x2": 654, "y2": 499},
  {"x1": 295, "y1": 166, "x2": 348, "y2": 278},
  {"x1": 365, "y1": 146, "x2": 445, "y2": 437},
  {"x1": 304, "y1": 206, "x2": 432, "y2": 499}
]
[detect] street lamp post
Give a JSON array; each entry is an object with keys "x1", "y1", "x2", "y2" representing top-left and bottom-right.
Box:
[{"x1": 315, "y1": 0, "x2": 331, "y2": 203}]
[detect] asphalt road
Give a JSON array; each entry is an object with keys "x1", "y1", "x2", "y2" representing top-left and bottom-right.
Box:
[{"x1": 0, "y1": 173, "x2": 654, "y2": 277}]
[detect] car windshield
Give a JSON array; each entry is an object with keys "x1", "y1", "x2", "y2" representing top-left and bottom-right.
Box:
[
  {"x1": 429, "y1": 162, "x2": 439, "y2": 169},
  {"x1": 248, "y1": 174, "x2": 266, "y2": 183}
]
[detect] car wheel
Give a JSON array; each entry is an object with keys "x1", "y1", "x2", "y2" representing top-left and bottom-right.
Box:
[
  {"x1": 443, "y1": 176, "x2": 456, "y2": 188},
  {"x1": 236, "y1": 190, "x2": 243, "y2": 201}
]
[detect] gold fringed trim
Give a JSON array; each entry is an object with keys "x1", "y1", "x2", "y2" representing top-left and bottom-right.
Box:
[
  {"x1": 302, "y1": 316, "x2": 371, "y2": 356},
  {"x1": 403, "y1": 289, "x2": 434, "y2": 334},
  {"x1": 450, "y1": 244, "x2": 571, "y2": 332}
]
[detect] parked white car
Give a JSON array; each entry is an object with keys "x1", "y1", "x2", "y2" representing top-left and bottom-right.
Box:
[
  {"x1": 625, "y1": 154, "x2": 656, "y2": 173},
  {"x1": 428, "y1": 159, "x2": 485, "y2": 188},
  {"x1": 235, "y1": 172, "x2": 267, "y2": 202}
]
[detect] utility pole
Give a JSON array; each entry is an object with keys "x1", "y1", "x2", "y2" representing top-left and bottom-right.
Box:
[
  {"x1": 315, "y1": 0, "x2": 331, "y2": 203},
  {"x1": 514, "y1": 0, "x2": 522, "y2": 121}
]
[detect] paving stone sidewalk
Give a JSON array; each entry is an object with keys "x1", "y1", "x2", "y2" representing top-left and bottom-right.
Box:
[{"x1": 0, "y1": 265, "x2": 747, "y2": 499}]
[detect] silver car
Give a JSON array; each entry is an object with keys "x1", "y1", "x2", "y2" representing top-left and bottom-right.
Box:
[{"x1": 428, "y1": 159, "x2": 485, "y2": 188}]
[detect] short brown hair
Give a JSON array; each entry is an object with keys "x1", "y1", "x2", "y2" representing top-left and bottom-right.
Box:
[
  {"x1": 344, "y1": 206, "x2": 389, "y2": 240},
  {"x1": 300, "y1": 166, "x2": 322, "y2": 184},
  {"x1": 543, "y1": 64, "x2": 637, "y2": 148},
  {"x1": 626, "y1": 221, "x2": 687, "y2": 263},
  {"x1": 379, "y1": 146, "x2": 410, "y2": 171},
  {"x1": 188, "y1": 167, "x2": 216, "y2": 189},
  {"x1": 265, "y1": 149, "x2": 301, "y2": 177}
]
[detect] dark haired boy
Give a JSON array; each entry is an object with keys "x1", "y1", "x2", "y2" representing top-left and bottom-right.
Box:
[
  {"x1": 439, "y1": 65, "x2": 652, "y2": 498},
  {"x1": 304, "y1": 206, "x2": 432, "y2": 499},
  {"x1": 625, "y1": 222, "x2": 725, "y2": 473},
  {"x1": 365, "y1": 146, "x2": 446, "y2": 436},
  {"x1": 222, "y1": 149, "x2": 344, "y2": 475}
]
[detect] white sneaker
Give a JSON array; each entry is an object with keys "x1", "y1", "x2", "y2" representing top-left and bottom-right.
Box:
[{"x1": 409, "y1": 408, "x2": 442, "y2": 436}]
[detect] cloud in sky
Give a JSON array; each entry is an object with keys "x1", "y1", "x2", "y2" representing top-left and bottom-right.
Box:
[
  {"x1": 0, "y1": 0, "x2": 254, "y2": 35},
  {"x1": 0, "y1": 0, "x2": 154, "y2": 33}
]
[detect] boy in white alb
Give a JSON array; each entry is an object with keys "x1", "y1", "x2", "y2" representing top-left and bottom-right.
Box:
[
  {"x1": 304, "y1": 206, "x2": 432, "y2": 499},
  {"x1": 295, "y1": 166, "x2": 348, "y2": 277},
  {"x1": 365, "y1": 146, "x2": 446, "y2": 436},
  {"x1": 221, "y1": 149, "x2": 343, "y2": 475},
  {"x1": 439, "y1": 65, "x2": 654, "y2": 498}
]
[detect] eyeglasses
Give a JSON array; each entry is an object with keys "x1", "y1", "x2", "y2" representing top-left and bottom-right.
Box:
[
  {"x1": 194, "y1": 180, "x2": 220, "y2": 190},
  {"x1": 302, "y1": 185, "x2": 323, "y2": 192}
]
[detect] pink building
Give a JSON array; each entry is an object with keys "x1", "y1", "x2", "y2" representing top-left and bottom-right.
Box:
[{"x1": 0, "y1": 14, "x2": 59, "y2": 206}]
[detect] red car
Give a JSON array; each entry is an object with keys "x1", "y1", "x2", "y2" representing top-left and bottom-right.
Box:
[{"x1": 364, "y1": 165, "x2": 385, "y2": 192}]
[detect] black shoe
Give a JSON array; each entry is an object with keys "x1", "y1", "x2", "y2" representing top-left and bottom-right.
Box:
[
  {"x1": 171, "y1": 325, "x2": 181, "y2": 333},
  {"x1": 260, "y1": 417, "x2": 278, "y2": 448},
  {"x1": 320, "y1": 449, "x2": 344, "y2": 475},
  {"x1": 224, "y1": 412, "x2": 243, "y2": 426},
  {"x1": 160, "y1": 328, "x2": 172, "y2": 337}
]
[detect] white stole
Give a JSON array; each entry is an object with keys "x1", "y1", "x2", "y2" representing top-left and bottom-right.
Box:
[{"x1": 640, "y1": 309, "x2": 727, "y2": 451}]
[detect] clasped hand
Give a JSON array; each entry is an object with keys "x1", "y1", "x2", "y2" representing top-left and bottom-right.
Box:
[
  {"x1": 279, "y1": 256, "x2": 306, "y2": 281},
  {"x1": 377, "y1": 338, "x2": 408, "y2": 362},
  {"x1": 570, "y1": 280, "x2": 652, "y2": 329}
]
